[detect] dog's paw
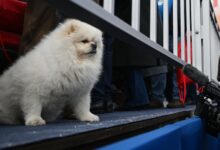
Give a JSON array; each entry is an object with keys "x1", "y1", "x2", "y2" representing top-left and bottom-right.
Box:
[
  {"x1": 25, "y1": 116, "x2": 46, "y2": 126},
  {"x1": 78, "y1": 112, "x2": 100, "y2": 122}
]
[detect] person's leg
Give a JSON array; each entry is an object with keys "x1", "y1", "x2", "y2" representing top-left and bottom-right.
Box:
[
  {"x1": 124, "y1": 69, "x2": 150, "y2": 110},
  {"x1": 171, "y1": 70, "x2": 180, "y2": 100},
  {"x1": 167, "y1": 68, "x2": 183, "y2": 108},
  {"x1": 103, "y1": 34, "x2": 113, "y2": 104},
  {"x1": 149, "y1": 73, "x2": 166, "y2": 108},
  {"x1": 186, "y1": 83, "x2": 197, "y2": 105}
]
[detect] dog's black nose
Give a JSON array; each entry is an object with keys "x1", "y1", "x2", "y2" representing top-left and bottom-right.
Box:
[
  {"x1": 90, "y1": 44, "x2": 97, "y2": 54},
  {"x1": 91, "y1": 43, "x2": 97, "y2": 50}
]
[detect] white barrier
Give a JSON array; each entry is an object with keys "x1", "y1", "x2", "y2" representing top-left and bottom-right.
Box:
[{"x1": 102, "y1": 0, "x2": 220, "y2": 81}]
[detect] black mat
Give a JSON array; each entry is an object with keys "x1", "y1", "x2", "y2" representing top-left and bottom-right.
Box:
[{"x1": 0, "y1": 106, "x2": 195, "y2": 149}]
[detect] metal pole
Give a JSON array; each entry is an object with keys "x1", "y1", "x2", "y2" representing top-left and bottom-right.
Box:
[
  {"x1": 191, "y1": 0, "x2": 196, "y2": 66},
  {"x1": 186, "y1": 0, "x2": 191, "y2": 64},
  {"x1": 202, "y1": 0, "x2": 211, "y2": 78},
  {"x1": 150, "y1": 0, "x2": 157, "y2": 42},
  {"x1": 163, "y1": 0, "x2": 169, "y2": 50},
  {"x1": 131, "y1": 0, "x2": 140, "y2": 31},
  {"x1": 103, "y1": 0, "x2": 115, "y2": 14},
  {"x1": 180, "y1": 0, "x2": 185, "y2": 61},
  {"x1": 173, "y1": 0, "x2": 178, "y2": 56},
  {"x1": 194, "y1": 0, "x2": 202, "y2": 71}
]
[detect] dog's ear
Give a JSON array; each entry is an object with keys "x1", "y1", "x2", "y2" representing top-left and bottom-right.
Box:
[
  {"x1": 62, "y1": 19, "x2": 78, "y2": 36},
  {"x1": 66, "y1": 24, "x2": 76, "y2": 35},
  {"x1": 65, "y1": 23, "x2": 76, "y2": 36}
]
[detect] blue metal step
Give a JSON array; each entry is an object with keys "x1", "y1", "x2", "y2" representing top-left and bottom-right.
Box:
[{"x1": 0, "y1": 106, "x2": 194, "y2": 149}]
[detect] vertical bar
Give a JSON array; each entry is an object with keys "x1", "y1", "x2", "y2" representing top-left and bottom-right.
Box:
[
  {"x1": 186, "y1": 0, "x2": 191, "y2": 64},
  {"x1": 191, "y1": 0, "x2": 196, "y2": 66},
  {"x1": 194, "y1": 0, "x2": 202, "y2": 71},
  {"x1": 131, "y1": 0, "x2": 140, "y2": 31},
  {"x1": 150, "y1": 0, "x2": 157, "y2": 42},
  {"x1": 163, "y1": 0, "x2": 169, "y2": 50},
  {"x1": 173, "y1": 0, "x2": 178, "y2": 56},
  {"x1": 202, "y1": 0, "x2": 211, "y2": 78},
  {"x1": 103, "y1": 0, "x2": 115, "y2": 14},
  {"x1": 180, "y1": 0, "x2": 185, "y2": 61}
]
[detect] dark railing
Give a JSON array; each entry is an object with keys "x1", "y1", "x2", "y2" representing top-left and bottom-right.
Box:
[{"x1": 45, "y1": 0, "x2": 185, "y2": 67}]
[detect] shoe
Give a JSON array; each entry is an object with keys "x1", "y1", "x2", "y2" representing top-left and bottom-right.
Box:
[
  {"x1": 167, "y1": 100, "x2": 184, "y2": 108},
  {"x1": 105, "y1": 100, "x2": 116, "y2": 112},
  {"x1": 91, "y1": 99, "x2": 115, "y2": 113},
  {"x1": 148, "y1": 101, "x2": 164, "y2": 108}
]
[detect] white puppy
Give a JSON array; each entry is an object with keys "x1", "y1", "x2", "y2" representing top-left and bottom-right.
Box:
[{"x1": 0, "y1": 19, "x2": 103, "y2": 126}]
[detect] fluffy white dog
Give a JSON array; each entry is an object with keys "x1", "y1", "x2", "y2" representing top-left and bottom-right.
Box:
[{"x1": 0, "y1": 19, "x2": 103, "y2": 126}]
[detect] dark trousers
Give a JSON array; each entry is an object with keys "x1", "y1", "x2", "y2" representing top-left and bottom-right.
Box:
[
  {"x1": 125, "y1": 69, "x2": 150, "y2": 107},
  {"x1": 91, "y1": 34, "x2": 113, "y2": 103}
]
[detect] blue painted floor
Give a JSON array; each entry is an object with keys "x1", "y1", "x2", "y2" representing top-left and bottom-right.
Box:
[{"x1": 0, "y1": 106, "x2": 195, "y2": 149}]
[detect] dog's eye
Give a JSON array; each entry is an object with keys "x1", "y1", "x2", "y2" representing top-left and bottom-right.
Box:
[{"x1": 81, "y1": 40, "x2": 89, "y2": 43}]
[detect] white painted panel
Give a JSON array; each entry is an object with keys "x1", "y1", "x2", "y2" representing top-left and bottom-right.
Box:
[{"x1": 210, "y1": 21, "x2": 220, "y2": 82}]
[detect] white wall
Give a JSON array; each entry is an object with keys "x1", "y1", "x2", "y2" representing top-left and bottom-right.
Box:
[{"x1": 210, "y1": 20, "x2": 220, "y2": 82}]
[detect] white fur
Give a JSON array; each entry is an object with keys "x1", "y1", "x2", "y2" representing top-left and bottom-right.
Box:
[{"x1": 0, "y1": 19, "x2": 103, "y2": 126}]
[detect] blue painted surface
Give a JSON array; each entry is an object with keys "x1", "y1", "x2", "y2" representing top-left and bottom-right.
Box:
[
  {"x1": 0, "y1": 106, "x2": 194, "y2": 149},
  {"x1": 99, "y1": 117, "x2": 220, "y2": 150}
]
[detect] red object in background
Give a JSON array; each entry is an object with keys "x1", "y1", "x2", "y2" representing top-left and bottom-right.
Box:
[
  {"x1": 214, "y1": 0, "x2": 218, "y2": 7},
  {"x1": 0, "y1": 0, "x2": 27, "y2": 63},
  {"x1": 176, "y1": 39, "x2": 194, "y2": 105},
  {"x1": 0, "y1": 0, "x2": 27, "y2": 48},
  {"x1": 177, "y1": 39, "x2": 193, "y2": 65},
  {"x1": 0, "y1": 0, "x2": 27, "y2": 34},
  {"x1": 0, "y1": 31, "x2": 20, "y2": 48},
  {"x1": 176, "y1": 67, "x2": 194, "y2": 104}
]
